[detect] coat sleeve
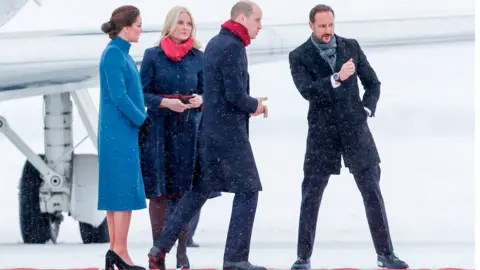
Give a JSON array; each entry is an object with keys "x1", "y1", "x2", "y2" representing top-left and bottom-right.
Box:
[
  {"x1": 140, "y1": 48, "x2": 163, "y2": 111},
  {"x1": 220, "y1": 44, "x2": 258, "y2": 114},
  {"x1": 289, "y1": 50, "x2": 333, "y2": 103},
  {"x1": 103, "y1": 47, "x2": 146, "y2": 127},
  {"x1": 197, "y1": 65, "x2": 204, "y2": 95},
  {"x1": 355, "y1": 40, "x2": 381, "y2": 116}
]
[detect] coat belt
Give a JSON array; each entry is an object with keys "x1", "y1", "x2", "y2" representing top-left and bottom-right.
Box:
[{"x1": 158, "y1": 94, "x2": 194, "y2": 100}]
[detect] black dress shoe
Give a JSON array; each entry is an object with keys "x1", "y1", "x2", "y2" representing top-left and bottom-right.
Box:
[
  {"x1": 223, "y1": 261, "x2": 267, "y2": 270},
  {"x1": 291, "y1": 257, "x2": 311, "y2": 270},
  {"x1": 187, "y1": 238, "x2": 200, "y2": 248},
  {"x1": 377, "y1": 253, "x2": 409, "y2": 269}
]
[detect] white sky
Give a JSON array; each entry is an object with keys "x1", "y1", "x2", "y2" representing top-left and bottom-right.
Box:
[{"x1": 1, "y1": 0, "x2": 474, "y2": 32}]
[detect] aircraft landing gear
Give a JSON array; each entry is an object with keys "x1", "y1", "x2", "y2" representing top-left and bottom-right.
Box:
[
  {"x1": 18, "y1": 155, "x2": 109, "y2": 244},
  {"x1": 1, "y1": 90, "x2": 109, "y2": 244}
]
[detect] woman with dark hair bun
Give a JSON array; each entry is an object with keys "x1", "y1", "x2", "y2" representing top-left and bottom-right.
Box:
[{"x1": 97, "y1": 5, "x2": 148, "y2": 270}]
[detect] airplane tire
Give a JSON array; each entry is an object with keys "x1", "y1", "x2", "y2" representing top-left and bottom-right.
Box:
[
  {"x1": 18, "y1": 155, "x2": 52, "y2": 244},
  {"x1": 79, "y1": 219, "x2": 109, "y2": 244}
]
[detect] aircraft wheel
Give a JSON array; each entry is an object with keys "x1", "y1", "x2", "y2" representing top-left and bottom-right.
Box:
[{"x1": 18, "y1": 155, "x2": 57, "y2": 244}]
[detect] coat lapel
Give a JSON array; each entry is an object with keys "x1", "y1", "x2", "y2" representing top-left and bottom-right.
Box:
[
  {"x1": 303, "y1": 38, "x2": 332, "y2": 73},
  {"x1": 334, "y1": 35, "x2": 349, "y2": 72}
]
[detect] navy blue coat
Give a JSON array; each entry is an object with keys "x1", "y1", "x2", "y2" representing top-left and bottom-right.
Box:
[
  {"x1": 198, "y1": 28, "x2": 262, "y2": 193},
  {"x1": 139, "y1": 46, "x2": 206, "y2": 198},
  {"x1": 289, "y1": 35, "x2": 381, "y2": 175}
]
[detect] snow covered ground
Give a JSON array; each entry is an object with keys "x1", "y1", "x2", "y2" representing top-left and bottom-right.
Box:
[{"x1": 0, "y1": 39, "x2": 474, "y2": 268}]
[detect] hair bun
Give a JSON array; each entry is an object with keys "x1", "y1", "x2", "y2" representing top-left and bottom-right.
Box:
[
  {"x1": 101, "y1": 21, "x2": 113, "y2": 34},
  {"x1": 101, "y1": 5, "x2": 140, "y2": 39}
]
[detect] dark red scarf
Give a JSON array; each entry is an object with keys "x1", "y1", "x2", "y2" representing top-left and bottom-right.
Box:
[
  {"x1": 221, "y1": 19, "x2": 251, "y2": 46},
  {"x1": 160, "y1": 36, "x2": 194, "y2": 62}
]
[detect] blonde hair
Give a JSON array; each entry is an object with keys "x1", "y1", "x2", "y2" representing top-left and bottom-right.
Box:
[{"x1": 157, "y1": 6, "x2": 201, "y2": 49}]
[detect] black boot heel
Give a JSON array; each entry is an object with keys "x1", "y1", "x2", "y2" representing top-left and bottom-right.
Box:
[{"x1": 176, "y1": 253, "x2": 190, "y2": 269}]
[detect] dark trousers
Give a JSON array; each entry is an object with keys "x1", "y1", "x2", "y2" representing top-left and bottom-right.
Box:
[
  {"x1": 154, "y1": 189, "x2": 259, "y2": 262},
  {"x1": 164, "y1": 197, "x2": 200, "y2": 241},
  {"x1": 297, "y1": 164, "x2": 394, "y2": 259},
  {"x1": 164, "y1": 197, "x2": 198, "y2": 245},
  {"x1": 187, "y1": 209, "x2": 201, "y2": 242}
]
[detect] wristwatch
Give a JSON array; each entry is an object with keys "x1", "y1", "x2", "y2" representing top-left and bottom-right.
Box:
[{"x1": 333, "y1": 72, "x2": 341, "y2": 82}]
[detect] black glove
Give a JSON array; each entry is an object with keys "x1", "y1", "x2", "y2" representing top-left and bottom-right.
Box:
[{"x1": 139, "y1": 117, "x2": 152, "y2": 147}]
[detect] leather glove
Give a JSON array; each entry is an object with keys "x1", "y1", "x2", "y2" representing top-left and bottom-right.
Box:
[{"x1": 139, "y1": 117, "x2": 152, "y2": 147}]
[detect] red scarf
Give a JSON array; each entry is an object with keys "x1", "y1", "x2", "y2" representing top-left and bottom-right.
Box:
[
  {"x1": 221, "y1": 19, "x2": 251, "y2": 46},
  {"x1": 160, "y1": 36, "x2": 194, "y2": 62}
]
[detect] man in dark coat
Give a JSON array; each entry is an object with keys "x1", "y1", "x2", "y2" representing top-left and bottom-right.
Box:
[
  {"x1": 148, "y1": 1, "x2": 268, "y2": 270},
  {"x1": 288, "y1": 4, "x2": 409, "y2": 270}
]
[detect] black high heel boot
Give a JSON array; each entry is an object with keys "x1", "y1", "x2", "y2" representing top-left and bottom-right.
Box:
[
  {"x1": 105, "y1": 250, "x2": 146, "y2": 269},
  {"x1": 148, "y1": 246, "x2": 166, "y2": 270},
  {"x1": 176, "y1": 252, "x2": 190, "y2": 269}
]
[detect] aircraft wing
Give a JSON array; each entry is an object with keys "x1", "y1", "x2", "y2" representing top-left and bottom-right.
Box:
[{"x1": 0, "y1": 60, "x2": 100, "y2": 101}]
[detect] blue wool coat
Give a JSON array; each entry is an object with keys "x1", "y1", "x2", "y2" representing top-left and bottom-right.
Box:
[
  {"x1": 97, "y1": 36, "x2": 147, "y2": 211},
  {"x1": 197, "y1": 28, "x2": 262, "y2": 193},
  {"x1": 140, "y1": 46, "x2": 219, "y2": 198}
]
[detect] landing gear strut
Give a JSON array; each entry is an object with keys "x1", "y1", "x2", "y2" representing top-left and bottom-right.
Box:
[{"x1": 1, "y1": 90, "x2": 108, "y2": 244}]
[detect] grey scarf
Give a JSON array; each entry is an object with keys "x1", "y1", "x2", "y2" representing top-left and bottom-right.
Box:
[{"x1": 310, "y1": 34, "x2": 337, "y2": 72}]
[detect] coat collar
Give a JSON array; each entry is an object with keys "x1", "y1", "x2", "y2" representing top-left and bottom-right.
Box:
[
  {"x1": 110, "y1": 36, "x2": 131, "y2": 53},
  {"x1": 219, "y1": 27, "x2": 245, "y2": 46},
  {"x1": 304, "y1": 34, "x2": 347, "y2": 72}
]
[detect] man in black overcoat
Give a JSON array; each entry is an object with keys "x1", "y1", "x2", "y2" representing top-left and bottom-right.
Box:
[
  {"x1": 288, "y1": 4, "x2": 409, "y2": 269},
  {"x1": 147, "y1": 1, "x2": 268, "y2": 270}
]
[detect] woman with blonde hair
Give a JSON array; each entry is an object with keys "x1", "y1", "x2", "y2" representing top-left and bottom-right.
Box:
[{"x1": 139, "y1": 6, "x2": 220, "y2": 269}]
